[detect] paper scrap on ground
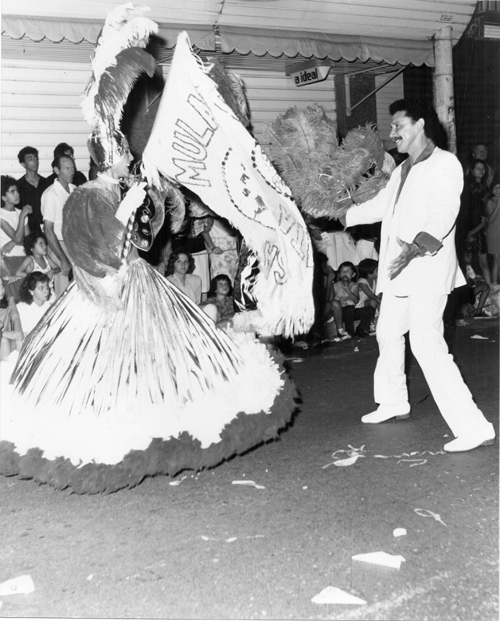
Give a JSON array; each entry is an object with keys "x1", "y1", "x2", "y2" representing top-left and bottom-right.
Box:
[
  {"x1": 169, "y1": 475, "x2": 188, "y2": 486},
  {"x1": 0, "y1": 575, "x2": 35, "y2": 595},
  {"x1": 352, "y1": 551, "x2": 406, "y2": 569},
  {"x1": 374, "y1": 450, "x2": 445, "y2": 467},
  {"x1": 311, "y1": 586, "x2": 367, "y2": 605},
  {"x1": 471, "y1": 334, "x2": 488, "y2": 340},
  {"x1": 232, "y1": 480, "x2": 266, "y2": 489},
  {"x1": 323, "y1": 445, "x2": 367, "y2": 469},
  {"x1": 414, "y1": 508, "x2": 447, "y2": 526},
  {"x1": 393, "y1": 528, "x2": 407, "y2": 537}
]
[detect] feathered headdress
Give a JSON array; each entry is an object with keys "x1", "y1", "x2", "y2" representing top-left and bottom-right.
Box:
[
  {"x1": 82, "y1": 3, "x2": 158, "y2": 170},
  {"x1": 265, "y1": 104, "x2": 394, "y2": 219}
]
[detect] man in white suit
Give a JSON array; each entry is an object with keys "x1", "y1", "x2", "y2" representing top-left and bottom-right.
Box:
[{"x1": 344, "y1": 99, "x2": 495, "y2": 452}]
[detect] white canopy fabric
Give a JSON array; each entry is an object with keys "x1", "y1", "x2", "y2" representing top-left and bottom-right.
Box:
[
  {"x1": 2, "y1": 0, "x2": 478, "y2": 67},
  {"x1": 1, "y1": 15, "x2": 216, "y2": 50},
  {"x1": 218, "y1": 26, "x2": 435, "y2": 66}
]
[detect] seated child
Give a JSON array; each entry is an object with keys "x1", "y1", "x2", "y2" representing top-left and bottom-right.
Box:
[
  {"x1": 332, "y1": 261, "x2": 375, "y2": 338},
  {"x1": 0, "y1": 280, "x2": 23, "y2": 360},
  {"x1": 17, "y1": 271, "x2": 53, "y2": 336},
  {"x1": 15, "y1": 232, "x2": 60, "y2": 290},
  {"x1": 356, "y1": 258, "x2": 381, "y2": 334},
  {"x1": 461, "y1": 249, "x2": 490, "y2": 318},
  {"x1": 201, "y1": 274, "x2": 236, "y2": 327}
]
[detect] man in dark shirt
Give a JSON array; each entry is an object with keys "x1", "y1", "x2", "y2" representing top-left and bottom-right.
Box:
[
  {"x1": 16, "y1": 146, "x2": 49, "y2": 234},
  {"x1": 46, "y1": 143, "x2": 87, "y2": 188}
]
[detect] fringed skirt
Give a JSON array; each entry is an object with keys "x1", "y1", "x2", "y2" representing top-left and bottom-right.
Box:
[{"x1": 0, "y1": 259, "x2": 296, "y2": 493}]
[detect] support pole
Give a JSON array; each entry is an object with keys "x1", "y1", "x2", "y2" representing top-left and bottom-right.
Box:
[{"x1": 433, "y1": 25, "x2": 457, "y2": 154}]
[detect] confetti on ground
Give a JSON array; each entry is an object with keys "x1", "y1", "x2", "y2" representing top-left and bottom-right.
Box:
[
  {"x1": 352, "y1": 551, "x2": 406, "y2": 569},
  {"x1": 414, "y1": 508, "x2": 447, "y2": 526},
  {"x1": 374, "y1": 450, "x2": 445, "y2": 467},
  {"x1": 286, "y1": 357, "x2": 304, "y2": 363},
  {"x1": 311, "y1": 586, "x2": 367, "y2": 605},
  {"x1": 393, "y1": 528, "x2": 407, "y2": 537},
  {"x1": 470, "y1": 334, "x2": 488, "y2": 340},
  {"x1": 323, "y1": 445, "x2": 367, "y2": 469},
  {"x1": 232, "y1": 480, "x2": 266, "y2": 489}
]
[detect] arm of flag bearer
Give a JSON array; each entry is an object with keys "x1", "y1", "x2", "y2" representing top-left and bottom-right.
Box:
[{"x1": 142, "y1": 32, "x2": 314, "y2": 338}]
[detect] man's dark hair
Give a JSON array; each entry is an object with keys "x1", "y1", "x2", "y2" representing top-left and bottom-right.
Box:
[
  {"x1": 389, "y1": 99, "x2": 448, "y2": 149},
  {"x1": 51, "y1": 154, "x2": 74, "y2": 171},
  {"x1": 53, "y1": 142, "x2": 73, "y2": 158},
  {"x1": 17, "y1": 146, "x2": 38, "y2": 165}
]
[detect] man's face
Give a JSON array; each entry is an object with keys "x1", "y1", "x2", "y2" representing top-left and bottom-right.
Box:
[
  {"x1": 473, "y1": 144, "x2": 488, "y2": 161},
  {"x1": 22, "y1": 152, "x2": 39, "y2": 173},
  {"x1": 56, "y1": 156, "x2": 75, "y2": 185},
  {"x1": 390, "y1": 111, "x2": 423, "y2": 155}
]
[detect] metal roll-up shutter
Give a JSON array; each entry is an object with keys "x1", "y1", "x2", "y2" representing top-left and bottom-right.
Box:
[
  {"x1": 1, "y1": 57, "x2": 91, "y2": 178},
  {"x1": 375, "y1": 72, "x2": 404, "y2": 151},
  {"x1": 232, "y1": 69, "x2": 337, "y2": 146}
]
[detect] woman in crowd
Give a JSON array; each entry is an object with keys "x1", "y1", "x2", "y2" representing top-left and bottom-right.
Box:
[
  {"x1": 165, "y1": 249, "x2": 202, "y2": 304},
  {"x1": 201, "y1": 274, "x2": 236, "y2": 327},
  {"x1": 486, "y1": 180, "x2": 500, "y2": 284},
  {"x1": 458, "y1": 160, "x2": 491, "y2": 283},
  {"x1": 17, "y1": 271, "x2": 52, "y2": 336}
]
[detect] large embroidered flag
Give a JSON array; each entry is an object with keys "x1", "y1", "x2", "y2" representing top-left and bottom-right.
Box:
[{"x1": 143, "y1": 32, "x2": 314, "y2": 337}]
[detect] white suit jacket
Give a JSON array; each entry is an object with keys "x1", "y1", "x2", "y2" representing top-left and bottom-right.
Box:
[{"x1": 346, "y1": 147, "x2": 466, "y2": 296}]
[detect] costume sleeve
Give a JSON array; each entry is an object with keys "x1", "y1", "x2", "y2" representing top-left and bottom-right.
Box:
[{"x1": 62, "y1": 185, "x2": 125, "y2": 278}]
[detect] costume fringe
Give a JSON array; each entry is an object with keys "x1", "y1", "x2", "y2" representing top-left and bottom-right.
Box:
[
  {"x1": 0, "y1": 354, "x2": 297, "y2": 494},
  {"x1": 11, "y1": 260, "x2": 243, "y2": 417}
]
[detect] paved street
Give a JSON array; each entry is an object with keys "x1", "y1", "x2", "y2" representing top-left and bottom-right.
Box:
[{"x1": 0, "y1": 318, "x2": 498, "y2": 620}]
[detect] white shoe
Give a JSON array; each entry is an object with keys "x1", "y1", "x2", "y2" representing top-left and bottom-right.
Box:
[
  {"x1": 361, "y1": 406, "x2": 411, "y2": 424},
  {"x1": 444, "y1": 424, "x2": 496, "y2": 452}
]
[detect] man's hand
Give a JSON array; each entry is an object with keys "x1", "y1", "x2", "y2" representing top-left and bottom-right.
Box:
[{"x1": 388, "y1": 238, "x2": 421, "y2": 280}]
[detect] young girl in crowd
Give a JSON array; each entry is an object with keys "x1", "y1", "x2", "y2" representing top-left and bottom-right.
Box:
[
  {"x1": 201, "y1": 274, "x2": 236, "y2": 327},
  {"x1": 0, "y1": 280, "x2": 23, "y2": 360},
  {"x1": 17, "y1": 271, "x2": 52, "y2": 336},
  {"x1": 0, "y1": 175, "x2": 32, "y2": 299},
  {"x1": 15, "y1": 232, "x2": 61, "y2": 289},
  {"x1": 356, "y1": 258, "x2": 381, "y2": 334},
  {"x1": 461, "y1": 248, "x2": 490, "y2": 317},
  {"x1": 332, "y1": 261, "x2": 375, "y2": 338}
]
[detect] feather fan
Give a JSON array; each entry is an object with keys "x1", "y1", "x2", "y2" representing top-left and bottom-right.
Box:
[
  {"x1": 82, "y1": 3, "x2": 158, "y2": 134},
  {"x1": 265, "y1": 105, "x2": 388, "y2": 220}
]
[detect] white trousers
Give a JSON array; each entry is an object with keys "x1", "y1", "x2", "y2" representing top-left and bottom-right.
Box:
[{"x1": 374, "y1": 292, "x2": 490, "y2": 437}]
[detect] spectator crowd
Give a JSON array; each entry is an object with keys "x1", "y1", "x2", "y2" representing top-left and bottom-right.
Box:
[{"x1": 1, "y1": 139, "x2": 498, "y2": 360}]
